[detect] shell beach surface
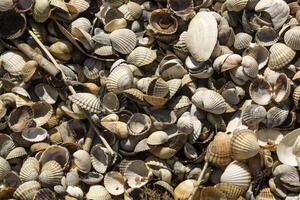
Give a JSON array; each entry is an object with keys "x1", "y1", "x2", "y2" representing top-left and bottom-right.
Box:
[{"x1": 2, "y1": 0, "x2": 300, "y2": 200}]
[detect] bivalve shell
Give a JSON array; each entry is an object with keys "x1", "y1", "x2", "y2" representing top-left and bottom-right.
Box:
[
  {"x1": 110, "y1": 29, "x2": 137, "y2": 54},
  {"x1": 104, "y1": 171, "x2": 125, "y2": 195},
  {"x1": 13, "y1": 181, "x2": 41, "y2": 200},
  {"x1": 268, "y1": 43, "x2": 295, "y2": 70},
  {"x1": 0, "y1": 156, "x2": 11, "y2": 180},
  {"x1": 69, "y1": 93, "x2": 101, "y2": 113},
  {"x1": 19, "y1": 157, "x2": 40, "y2": 182},
  {"x1": 106, "y1": 66, "x2": 134, "y2": 94},
  {"x1": 39, "y1": 160, "x2": 64, "y2": 186},
  {"x1": 124, "y1": 160, "x2": 150, "y2": 188},
  {"x1": 86, "y1": 185, "x2": 112, "y2": 200},
  {"x1": 73, "y1": 150, "x2": 91, "y2": 173},
  {"x1": 22, "y1": 127, "x2": 48, "y2": 143},
  {"x1": 33, "y1": 188, "x2": 56, "y2": 200},
  {"x1": 148, "y1": 9, "x2": 178, "y2": 35},
  {"x1": 284, "y1": 26, "x2": 300, "y2": 50},
  {"x1": 1, "y1": 51, "x2": 27, "y2": 76},
  {"x1": 127, "y1": 47, "x2": 157, "y2": 67},
  {"x1": 174, "y1": 179, "x2": 196, "y2": 200},
  {"x1": 249, "y1": 76, "x2": 272, "y2": 106}
]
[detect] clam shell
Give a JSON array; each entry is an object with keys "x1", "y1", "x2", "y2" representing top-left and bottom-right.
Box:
[
  {"x1": 86, "y1": 185, "x2": 112, "y2": 200},
  {"x1": 293, "y1": 85, "x2": 300, "y2": 108},
  {"x1": 34, "y1": 83, "x2": 58, "y2": 105},
  {"x1": 123, "y1": 88, "x2": 145, "y2": 103},
  {"x1": 66, "y1": 186, "x2": 84, "y2": 199},
  {"x1": 13, "y1": 181, "x2": 41, "y2": 200},
  {"x1": 49, "y1": 40, "x2": 73, "y2": 61},
  {"x1": 241, "y1": 104, "x2": 267, "y2": 127},
  {"x1": 22, "y1": 127, "x2": 48, "y2": 143},
  {"x1": 39, "y1": 145, "x2": 70, "y2": 170},
  {"x1": 174, "y1": 179, "x2": 196, "y2": 200},
  {"x1": 149, "y1": 8, "x2": 178, "y2": 35},
  {"x1": 243, "y1": 44, "x2": 269, "y2": 70},
  {"x1": 1, "y1": 51, "x2": 27, "y2": 76},
  {"x1": 167, "y1": 79, "x2": 182, "y2": 99},
  {"x1": 0, "y1": 134, "x2": 15, "y2": 157},
  {"x1": 127, "y1": 47, "x2": 157, "y2": 67},
  {"x1": 144, "y1": 95, "x2": 168, "y2": 108},
  {"x1": 0, "y1": 0, "x2": 13, "y2": 11},
  {"x1": 205, "y1": 132, "x2": 232, "y2": 167},
  {"x1": 107, "y1": 66, "x2": 134, "y2": 94},
  {"x1": 124, "y1": 160, "x2": 150, "y2": 188},
  {"x1": 231, "y1": 129, "x2": 260, "y2": 160},
  {"x1": 104, "y1": 18, "x2": 127, "y2": 33},
  {"x1": 102, "y1": 92, "x2": 119, "y2": 113},
  {"x1": 220, "y1": 161, "x2": 251, "y2": 190},
  {"x1": 256, "y1": 188, "x2": 277, "y2": 200},
  {"x1": 266, "y1": 106, "x2": 289, "y2": 128},
  {"x1": 255, "y1": 26, "x2": 279, "y2": 47},
  {"x1": 185, "y1": 56, "x2": 214, "y2": 78},
  {"x1": 150, "y1": 109, "x2": 177, "y2": 130},
  {"x1": 273, "y1": 164, "x2": 300, "y2": 189},
  {"x1": 273, "y1": 73, "x2": 291, "y2": 103},
  {"x1": 110, "y1": 29, "x2": 137, "y2": 54},
  {"x1": 241, "y1": 55, "x2": 258, "y2": 79},
  {"x1": 30, "y1": 142, "x2": 50, "y2": 153},
  {"x1": 32, "y1": 101, "x2": 53, "y2": 127},
  {"x1": 19, "y1": 157, "x2": 40, "y2": 182},
  {"x1": 118, "y1": 1, "x2": 142, "y2": 21},
  {"x1": 70, "y1": 17, "x2": 91, "y2": 37},
  {"x1": 127, "y1": 113, "x2": 152, "y2": 136},
  {"x1": 284, "y1": 26, "x2": 300, "y2": 50},
  {"x1": 33, "y1": 0, "x2": 50, "y2": 23},
  {"x1": 39, "y1": 160, "x2": 64, "y2": 186},
  {"x1": 82, "y1": 58, "x2": 104, "y2": 80},
  {"x1": 226, "y1": 0, "x2": 248, "y2": 11},
  {"x1": 257, "y1": 129, "x2": 283, "y2": 149},
  {"x1": 91, "y1": 145, "x2": 112, "y2": 173},
  {"x1": 0, "y1": 156, "x2": 11, "y2": 180},
  {"x1": 147, "y1": 131, "x2": 169, "y2": 146},
  {"x1": 234, "y1": 32, "x2": 252, "y2": 50},
  {"x1": 101, "y1": 121, "x2": 129, "y2": 138},
  {"x1": 216, "y1": 183, "x2": 245, "y2": 199},
  {"x1": 147, "y1": 78, "x2": 169, "y2": 98},
  {"x1": 157, "y1": 54, "x2": 187, "y2": 80},
  {"x1": 192, "y1": 88, "x2": 227, "y2": 114},
  {"x1": 168, "y1": 0, "x2": 194, "y2": 20},
  {"x1": 186, "y1": 11, "x2": 218, "y2": 62},
  {"x1": 33, "y1": 188, "x2": 56, "y2": 200},
  {"x1": 268, "y1": 43, "x2": 295, "y2": 70},
  {"x1": 104, "y1": 171, "x2": 125, "y2": 195},
  {"x1": 69, "y1": 92, "x2": 101, "y2": 113},
  {"x1": 249, "y1": 76, "x2": 272, "y2": 106},
  {"x1": 66, "y1": 0, "x2": 90, "y2": 13},
  {"x1": 73, "y1": 150, "x2": 91, "y2": 173},
  {"x1": 6, "y1": 146, "x2": 27, "y2": 160}
]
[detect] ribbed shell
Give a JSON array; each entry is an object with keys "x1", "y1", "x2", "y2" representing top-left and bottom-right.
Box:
[
  {"x1": 91, "y1": 145, "x2": 111, "y2": 173},
  {"x1": 39, "y1": 160, "x2": 64, "y2": 186},
  {"x1": 124, "y1": 160, "x2": 150, "y2": 188},
  {"x1": 167, "y1": 79, "x2": 182, "y2": 98},
  {"x1": 174, "y1": 179, "x2": 195, "y2": 200},
  {"x1": 186, "y1": 11, "x2": 218, "y2": 62},
  {"x1": 266, "y1": 106, "x2": 289, "y2": 128},
  {"x1": 231, "y1": 129, "x2": 260, "y2": 160},
  {"x1": 256, "y1": 188, "x2": 277, "y2": 200},
  {"x1": 0, "y1": 134, "x2": 15, "y2": 157},
  {"x1": 284, "y1": 26, "x2": 300, "y2": 50},
  {"x1": 86, "y1": 185, "x2": 112, "y2": 200},
  {"x1": 83, "y1": 58, "x2": 104, "y2": 80},
  {"x1": 147, "y1": 78, "x2": 169, "y2": 98},
  {"x1": 70, "y1": 17, "x2": 91, "y2": 37},
  {"x1": 127, "y1": 47, "x2": 157, "y2": 67},
  {"x1": 293, "y1": 85, "x2": 300, "y2": 108},
  {"x1": 192, "y1": 88, "x2": 227, "y2": 114},
  {"x1": 220, "y1": 161, "x2": 251, "y2": 190},
  {"x1": 1, "y1": 51, "x2": 27, "y2": 76},
  {"x1": 69, "y1": 92, "x2": 101, "y2": 113},
  {"x1": 0, "y1": 156, "x2": 10, "y2": 179},
  {"x1": 107, "y1": 66, "x2": 134, "y2": 93},
  {"x1": 255, "y1": 26, "x2": 279, "y2": 47},
  {"x1": 216, "y1": 183, "x2": 245, "y2": 200},
  {"x1": 33, "y1": 188, "x2": 56, "y2": 200},
  {"x1": 67, "y1": 0, "x2": 90, "y2": 13},
  {"x1": 118, "y1": 1, "x2": 142, "y2": 21},
  {"x1": 226, "y1": 0, "x2": 248, "y2": 11},
  {"x1": 242, "y1": 55, "x2": 258, "y2": 79},
  {"x1": 19, "y1": 157, "x2": 40, "y2": 182},
  {"x1": 273, "y1": 73, "x2": 290, "y2": 103},
  {"x1": 234, "y1": 33, "x2": 252, "y2": 50},
  {"x1": 249, "y1": 76, "x2": 272, "y2": 106},
  {"x1": 22, "y1": 127, "x2": 48, "y2": 143},
  {"x1": 104, "y1": 171, "x2": 125, "y2": 195},
  {"x1": 39, "y1": 145, "x2": 70, "y2": 170},
  {"x1": 205, "y1": 132, "x2": 232, "y2": 167},
  {"x1": 104, "y1": 18, "x2": 127, "y2": 33},
  {"x1": 32, "y1": 101, "x2": 53, "y2": 127},
  {"x1": 110, "y1": 29, "x2": 137, "y2": 54},
  {"x1": 73, "y1": 150, "x2": 91, "y2": 173},
  {"x1": 123, "y1": 88, "x2": 145, "y2": 103},
  {"x1": 268, "y1": 43, "x2": 295, "y2": 70},
  {"x1": 13, "y1": 181, "x2": 41, "y2": 200},
  {"x1": 6, "y1": 146, "x2": 27, "y2": 160},
  {"x1": 241, "y1": 104, "x2": 267, "y2": 127}
]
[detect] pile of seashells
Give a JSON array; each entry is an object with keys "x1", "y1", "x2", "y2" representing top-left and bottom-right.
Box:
[{"x1": 2, "y1": 0, "x2": 300, "y2": 199}]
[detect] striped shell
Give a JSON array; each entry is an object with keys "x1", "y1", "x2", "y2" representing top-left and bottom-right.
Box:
[
  {"x1": 234, "y1": 33, "x2": 252, "y2": 50},
  {"x1": 192, "y1": 88, "x2": 227, "y2": 114},
  {"x1": 73, "y1": 150, "x2": 91, "y2": 173},
  {"x1": 110, "y1": 29, "x2": 137, "y2": 54},
  {"x1": 39, "y1": 145, "x2": 70, "y2": 170},
  {"x1": 127, "y1": 47, "x2": 157, "y2": 67},
  {"x1": 69, "y1": 93, "x2": 101, "y2": 113},
  {"x1": 284, "y1": 26, "x2": 300, "y2": 50},
  {"x1": 1, "y1": 51, "x2": 27, "y2": 76},
  {"x1": 231, "y1": 129, "x2": 260, "y2": 160},
  {"x1": 39, "y1": 160, "x2": 64, "y2": 186},
  {"x1": 13, "y1": 181, "x2": 41, "y2": 200},
  {"x1": 33, "y1": 188, "x2": 56, "y2": 200},
  {"x1": 249, "y1": 76, "x2": 272, "y2": 106},
  {"x1": 216, "y1": 183, "x2": 245, "y2": 200},
  {"x1": 226, "y1": 0, "x2": 248, "y2": 11},
  {"x1": 0, "y1": 156, "x2": 11, "y2": 180},
  {"x1": 268, "y1": 43, "x2": 295, "y2": 70},
  {"x1": 86, "y1": 185, "x2": 112, "y2": 200},
  {"x1": 70, "y1": 17, "x2": 91, "y2": 37},
  {"x1": 256, "y1": 188, "x2": 277, "y2": 200},
  {"x1": 241, "y1": 104, "x2": 267, "y2": 127},
  {"x1": 174, "y1": 179, "x2": 195, "y2": 200},
  {"x1": 6, "y1": 146, "x2": 27, "y2": 160},
  {"x1": 220, "y1": 161, "x2": 251, "y2": 190},
  {"x1": 0, "y1": 134, "x2": 15, "y2": 157},
  {"x1": 266, "y1": 106, "x2": 289, "y2": 128},
  {"x1": 147, "y1": 78, "x2": 169, "y2": 98},
  {"x1": 83, "y1": 58, "x2": 104, "y2": 80},
  {"x1": 107, "y1": 66, "x2": 134, "y2": 93},
  {"x1": 91, "y1": 145, "x2": 111, "y2": 173},
  {"x1": 104, "y1": 171, "x2": 125, "y2": 195},
  {"x1": 104, "y1": 18, "x2": 127, "y2": 33},
  {"x1": 118, "y1": 1, "x2": 142, "y2": 21},
  {"x1": 19, "y1": 157, "x2": 40, "y2": 182},
  {"x1": 32, "y1": 101, "x2": 53, "y2": 127}
]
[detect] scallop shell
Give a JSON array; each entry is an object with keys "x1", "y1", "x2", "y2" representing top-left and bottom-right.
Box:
[
  {"x1": 34, "y1": 83, "x2": 58, "y2": 105},
  {"x1": 6, "y1": 146, "x2": 27, "y2": 160},
  {"x1": 268, "y1": 43, "x2": 295, "y2": 70},
  {"x1": 148, "y1": 8, "x2": 178, "y2": 35},
  {"x1": 91, "y1": 145, "x2": 112, "y2": 173},
  {"x1": 0, "y1": 156, "x2": 11, "y2": 180},
  {"x1": 1, "y1": 51, "x2": 27, "y2": 76},
  {"x1": 205, "y1": 132, "x2": 232, "y2": 167},
  {"x1": 241, "y1": 104, "x2": 267, "y2": 127},
  {"x1": 22, "y1": 127, "x2": 48, "y2": 143},
  {"x1": 216, "y1": 183, "x2": 245, "y2": 200},
  {"x1": 192, "y1": 88, "x2": 227, "y2": 114},
  {"x1": 13, "y1": 181, "x2": 41, "y2": 200},
  {"x1": 0, "y1": 134, "x2": 15, "y2": 157},
  {"x1": 231, "y1": 129, "x2": 260, "y2": 160},
  {"x1": 73, "y1": 150, "x2": 91, "y2": 173},
  {"x1": 266, "y1": 106, "x2": 289, "y2": 128},
  {"x1": 110, "y1": 29, "x2": 137, "y2": 54},
  {"x1": 127, "y1": 47, "x2": 157, "y2": 67},
  {"x1": 39, "y1": 160, "x2": 64, "y2": 186},
  {"x1": 124, "y1": 160, "x2": 150, "y2": 188},
  {"x1": 39, "y1": 145, "x2": 70, "y2": 170},
  {"x1": 234, "y1": 32, "x2": 252, "y2": 50},
  {"x1": 220, "y1": 161, "x2": 251, "y2": 190},
  {"x1": 69, "y1": 92, "x2": 101, "y2": 113},
  {"x1": 249, "y1": 76, "x2": 272, "y2": 106},
  {"x1": 104, "y1": 171, "x2": 125, "y2": 195},
  {"x1": 186, "y1": 11, "x2": 218, "y2": 62},
  {"x1": 255, "y1": 26, "x2": 279, "y2": 47},
  {"x1": 19, "y1": 157, "x2": 40, "y2": 182},
  {"x1": 107, "y1": 66, "x2": 134, "y2": 94},
  {"x1": 33, "y1": 188, "x2": 56, "y2": 200},
  {"x1": 174, "y1": 179, "x2": 196, "y2": 200},
  {"x1": 273, "y1": 73, "x2": 291, "y2": 103},
  {"x1": 86, "y1": 185, "x2": 112, "y2": 200}
]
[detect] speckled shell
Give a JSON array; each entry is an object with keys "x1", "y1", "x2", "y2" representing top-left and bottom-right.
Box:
[
  {"x1": 127, "y1": 47, "x2": 157, "y2": 67},
  {"x1": 39, "y1": 160, "x2": 64, "y2": 186},
  {"x1": 19, "y1": 157, "x2": 40, "y2": 182},
  {"x1": 110, "y1": 29, "x2": 137, "y2": 54},
  {"x1": 268, "y1": 43, "x2": 295, "y2": 70},
  {"x1": 69, "y1": 92, "x2": 101, "y2": 113},
  {"x1": 13, "y1": 181, "x2": 41, "y2": 200}
]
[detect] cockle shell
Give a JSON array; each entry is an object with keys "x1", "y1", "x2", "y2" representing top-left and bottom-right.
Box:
[
  {"x1": 101, "y1": 120, "x2": 129, "y2": 138},
  {"x1": 241, "y1": 104, "x2": 266, "y2": 127},
  {"x1": 86, "y1": 185, "x2": 112, "y2": 200},
  {"x1": 33, "y1": 188, "x2": 56, "y2": 200},
  {"x1": 104, "y1": 171, "x2": 126, "y2": 195},
  {"x1": 0, "y1": 134, "x2": 15, "y2": 157},
  {"x1": 266, "y1": 106, "x2": 289, "y2": 128},
  {"x1": 243, "y1": 44, "x2": 269, "y2": 70},
  {"x1": 70, "y1": 17, "x2": 91, "y2": 37},
  {"x1": 234, "y1": 32, "x2": 252, "y2": 50},
  {"x1": 148, "y1": 8, "x2": 178, "y2": 35},
  {"x1": 256, "y1": 129, "x2": 283, "y2": 149},
  {"x1": 66, "y1": 186, "x2": 84, "y2": 199},
  {"x1": 69, "y1": 92, "x2": 101, "y2": 113},
  {"x1": 80, "y1": 172, "x2": 103, "y2": 185},
  {"x1": 91, "y1": 145, "x2": 112, "y2": 173},
  {"x1": 22, "y1": 127, "x2": 48, "y2": 143},
  {"x1": 34, "y1": 83, "x2": 58, "y2": 105},
  {"x1": 49, "y1": 40, "x2": 73, "y2": 61},
  {"x1": 127, "y1": 47, "x2": 157, "y2": 67},
  {"x1": 19, "y1": 157, "x2": 40, "y2": 182},
  {"x1": 186, "y1": 11, "x2": 218, "y2": 62},
  {"x1": 255, "y1": 26, "x2": 279, "y2": 47},
  {"x1": 226, "y1": 0, "x2": 248, "y2": 12},
  {"x1": 220, "y1": 161, "x2": 251, "y2": 190},
  {"x1": 273, "y1": 164, "x2": 300, "y2": 190},
  {"x1": 174, "y1": 179, "x2": 196, "y2": 200},
  {"x1": 157, "y1": 54, "x2": 187, "y2": 80},
  {"x1": 147, "y1": 78, "x2": 169, "y2": 98},
  {"x1": 118, "y1": 1, "x2": 142, "y2": 21},
  {"x1": 0, "y1": 156, "x2": 11, "y2": 180},
  {"x1": 104, "y1": 18, "x2": 127, "y2": 33},
  {"x1": 73, "y1": 150, "x2": 91, "y2": 173},
  {"x1": 256, "y1": 188, "x2": 277, "y2": 200},
  {"x1": 39, "y1": 160, "x2": 64, "y2": 186},
  {"x1": 216, "y1": 183, "x2": 245, "y2": 200},
  {"x1": 107, "y1": 66, "x2": 134, "y2": 94},
  {"x1": 127, "y1": 113, "x2": 151, "y2": 136},
  {"x1": 6, "y1": 146, "x2": 27, "y2": 160},
  {"x1": 1, "y1": 51, "x2": 27, "y2": 76},
  {"x1": 284, "y1": 26, "x2": 300, "y2": 50},
  {"x1": 231, "y1": 129, "x2": 260, "y2": 160},
  {"x1": 249, "y1": 76, "x2": 272, "y2": 106},
  {"x1": 39, "y1": 145, "x2": 70, "y2": 170},
  {"x1": 33, "y1": 0, "x2": 51, "y2": 23},
  {"x1": 268, "y1": 43, "x2": 295, "y2": 70},
  {"x1": 124, "y1": 160, "x2": 150, "y2": 188},
  {"x1": 110, "y1": 29, "x2": 137, "y2": 54},
  {"x1": 273, "y1": 73, "x2": 291, "y2": 103},
  {"x1": 147, "y1": 131, "x2": 169, "y2": 146},
  {"x1": 13, "y1": 181, "x2": 41, "y2": 200}
]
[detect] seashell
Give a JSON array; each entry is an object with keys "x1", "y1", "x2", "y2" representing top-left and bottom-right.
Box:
[
  {"x1": 118, "y1": 1, "x2": 142, "y2": 21},
  {"x1": 49, "y1": 40, "x2": 73, "y2": 61},
  {"x1": 69, "y1": 92, "x2": 101, "y2": 113},
  {"x1": 183, "y1": 143, "x2": 198, "y2": 159},
  {"x1": 266, "y1": 106, "x2": 289, "y2": 128},
  {"x1": 147, "y1": 131, "x2": 169, "y2": 146},
  {"x1": 226, "y1": 0, "x2": 248, "y2": 12},
  {"x1": 127, "y1": 47, "x2": 157, "y2": 67},
  {"x1": 102, "y1": 92, "x2": 119, "y2": 113},
  {"x1": 174, "y1": 179, "x2": 196, "y2": 200},
  {"x1": 104, "y1": 18, "x2": 127, "y2": 33},
  {"x1": 33, "y1": 0, "x2": 51, "y2": 23},
  {"x1": 205, "y1": 132, "x2": 232, "y2": 167},
  {"x1": 1, "y1": 51, "x2": 27, "y2": 76},
  {"x1": 148, "y1": 9, "x2": 178, "y2": 35},
  {"x1": 273, "y1": 73, "x2": 291, "y2": 103},
  {"x1": 284, "y1": 26, "x2": 300, "y2": 50},
  {"x1": 0, "y1": 0, "x2": 13, "y2": 11},
  {"x1": 33, "y1": 188, "x2": 56, "y2": 200},
  {"x1": 6, "y1": 146, "x2": 27, "y2": 160},
  {"x1": 241, "y1": 55, "x2": 258, "y2": 79},
  {"x1": 0, "y1": 10, "x2": 26, "y2": 39},
  {"x1": 0, "y1": 134, "x2": 15, "y2": 157},
  {"x1": 144, "y1": 95, "x2": 168, "y2": 108},
  {"x1": 32, "y1": 101, "x2": 53, "y2": 127},
  {"x1": 101, "y1": 121, "x2": 129, "y2": 139},
  {"x1": 249, "y1": 76, "x2": 272, "y2": 106},
  {"x1": 124, "y1": 160, "x2": 150, "y2": 188},
  {"x1": 136, "y1": 77, "x2": 154, "y2": 93},
  {"x1": 293, "y1": 85, "x2": 300, "y2": 108},
  {"x1": 167, "y1": 79, "x2": 182, "y2": 99},
  {"x1": 268, "y1": 43, "x2": 295, "y2": 70},
  {"x1": 185, "y1": 56, "x2": 214, "y2": 78},
  {"x1": 91, "y1": 145, "x2": 112, "y2": 173},
  {"x1": 213, "y1": 54, "x2": 242, "y2": 73},
  {"x1": 127, "y1": 113, "x2": 151, "y2": 136},
  {"x1": 222, "y1": 83, "x2": 245, "y2": 105},
  {"x1": 147, "y1": 78, "x2": 169, "y2": 98},
  {"x1": 73, "y1": 150, "x2": 91, "y2": 173},
  {"x1": 123, "y1": 88, "x2": 145, "y2": 103},
  {"x1": 158, "y1": 168, "x2": 172, "y2": 184},
  {"x1": 13, "y1": 181, "x2": 41, "y2": 200},
  {"x1": 83, "y1": 58, "x2": 104, "y2": 80},
  {"x1": 243, "y1": 44, "x2": 269, "y2": 70},
  {"x1": 150, "y1": 109, "x2": 177, "y2": 130},
  {"x1": 19, "y1": 157, "x2": 40, "y2": 182},
  {"x1": 157, "y1": 54, "x2": 187, "y2": 80},
  {"x1": 255, "y1": 26, "x2": 279, "y2": 47},
  {"x1": 39, "y1": 145, "x2": 70, "y2": 169},
  {"x1": 110, "y1": 29, "x2": 137, "y2": 54},
  {"x1": 234, "y1": 32, "x2": 252, "y2": 50},
  {"x1": 167, "y1": 0, "x2": 195, "y2": 20},
  {"x1": 0, "y1": 156, "x2": 10, "y2": 180},
  {"x1": 66, "y1": 186, "x2": 84, "y2": 199},
  {"x1": 65, "y1": 171, "x2": 80, "y2": 186},
  {"x1": 241, "y1": 104, "x2": 266, "y2": 127},
  {"x1": 257, "y1": 129, "x2": 283, "y2": 150},
  {"x1": 220, "y1": 161, "x2": 251, "y2": 190},
  {"x1": 273, "y1": 164, "x2": 300, "y2": 191},
  {"x1": 107, "y1": 66, "x2": 134, "y2": 94},
  {"x1": 256, "y1": 188, "x2": 277, "y2": 200},
  {"x1": 231, "y1": 129, "x2": 260, "y2": 160},
  {"x1": 39, "y1": 160, "x2": 63, "y2": 186},
  {"x1": 34, "y1": 83, "x2": 58, "y2": 105},
  {"x1": 66, "y1": 0, "x2": 90, "y2": 14},
  {"x1": 186, "y1": 11, "x2": 218, "y2": 62},
  {"x1": 22, "y1": 127, "x2": 48, "y2": 143},
  {"x1": 80, "y1": 172, "x2": 104, "y2": 185},
  {"x1": 70, "y1": 17, "x2": 91, "y2": 37},
  {"x1": 216, "y1": 183, "x2": 245, "y2": 200},
  {"x1": 104, "y1": 171, "x2": 126, "y2": 195},
  {"x1": 86, "y1": 185, "x2": 112, "y2": 200},
  {"x1": 192, "y1": 88, "x2": 227, "y2": 114},
  {"x1": 30, "y1": 142, "x2": 50, "y2": 153}
]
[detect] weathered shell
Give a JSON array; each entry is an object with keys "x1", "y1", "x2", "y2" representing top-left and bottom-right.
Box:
[
  {"x1": 255, "y1": 26, "x2": 279, "y2": 47},
  {"x1": 107, "y1": 66, "x2": 134, "y2": 94},
  {"x1": 73, "y1": 150, "x2": 91, "y2": 173},
  {"x1": 91, "y1": 145, "x2": 112, "y2": 173},
  {"x1": 268, "y1": 43, "x2": 295, "y2": 70},
  {"x1": 22, "y1": 127, "x2": 48, "y2": 143},
  {"x1": 1, "y1": 51, "x2": 27, "y2": 76},
  {"x1": 104, "y1": 18, "x2": 127, "y2": 33},
  {"x1": 186, "y1": 11, "x2": 218, "y2": 62},
  {"x1": 34, "y1": 83, "x2": 58, "y2": 105},
  {"x1": 174, "y1": 179, "x2": 196, "y2": 200},
  {"x1": 234, "y1": 33, "x2": 252, "y2": 50},
  {"x1": 256, "y1": 188, "x2": 277, "y2": 200},
  {"x1": 39, "y1": 160, "x2": 64, "y2": 186},
  {"x1": 220, "y1": 161, "x2": 251, "y2": 190},
  {"x1": 39, "y1": 145, "x2": 70, "y2": 169},
  {"x1": 70, "y1": 17, "x2": 91, "y2": 37},
  {"x1": 147, "y1": 131, "x2": 169, "y2": 146},
  {"x1": 192, "y1": 88, "x2": 227, "y2": 114},
  {"x1": 256, "y1": 129, "x2": 283, "y2": 149},
  {"x1": 19, "y1": 157, "x2": 40, "y2": 182},
  {"x1": 104, "y1": 171, "x2": 125, "y2": 195},
  {"x1": 66, "y1": 186, "x2": 84, "y2": 199},
  {"x1": 185, "y1": 56, "x2": 214, "y2": 78},
  {"x1": 124, "y1": 160, "x2": 150, "y2": 188},
  {"x1": 273, "y1": 164, "x2": 300, "y2": 189},
  {"x1": 118, "y1": 1, "x2": 142, "y2": 21},
  {"x1": 127, "y1": 47, "x2": 157, "y2": 67},
  {"x1": 66, "y1": 0, "x2": 90, "y2": 13},
  {"x1": 127, "y1": 113, "x2": 151, "y2": 136},
  {"x1": 284, "y1": 26, "x2": 300, "y2": 50},
  {"x1": 168, "y1": 0, "x2": 194, "y2": 20},
  {"x1": 80, "y1": 172, "x2": 104, "y2": 185},
  {"x1": 241, "y1": 104, "x2": 267, "y2": 127},
  {"x1": 69, "y1": 92, "x2": 101, "y2": 113},
  {"x1": 0, "y1": 156, "x2": 11, "y2": 180},
  {"x1": 205, "y1": 132, "x2": 232, "y2": 167},
  {"x1": 0, "y1": 0, "x2": 13, "y2": 11},
  {"x1": 157, "y1": 54, "x2": 188, "y2": 80},
  {"x1": 150, "y1": 109, "x2": 177, "y2": 130},
  {"x1": 86, "y1": 185, "x2": 112, "y2": 200},
  {"x1": 216, "y1": 183, "x2": 245, "y2": 200},
  {"x1": 273, "y1": 73, "x2": 291, "y2": 103},
  {"x1": 231, "y1": 129, "x2": 260, "y2": 160},
  {"x1": 226, "y1": 0, "x2": 248, "y2": 11},
  {"x1": 243, "y1": 44, "x2": 269, "y2": 70},
  {"x1": 33, "y1": 188, "x2": 56, "y2": 200},
  {"x1": 49, "y1": 40, "x2": 73, "y2": 61},
  {"x1": 13, "y1": 181, "x2": 41, "y2": 200},
  {"x1": 6, "y1": 146, "x2": 27, "y2": 160},
  {"x1": 148, "y1": 8, "x2": 178, "y2": 35},
  {"x1": 110, "y1": 29, "x2": 137, "y2": 54},
  {"x1": 266, "y1": 106, "x2": 289, "y2": 128},
  {"x1": 33, "y1": 0, "x2": 51, "y2": 23},
  {"x1": 0, "y1": 134, "x2": 15, "y2": 157},
  {"x1": 101, "y1": 120, "x2": 129, "y2": 138},
  {"x1": 249, "y1": 76, "x2": 272, "y2": 106},
  {"x1": 147, "y1": 78, "x2": 169, "y2": 98}
]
